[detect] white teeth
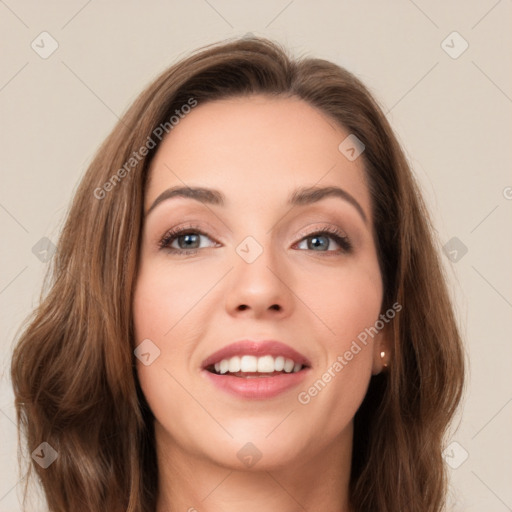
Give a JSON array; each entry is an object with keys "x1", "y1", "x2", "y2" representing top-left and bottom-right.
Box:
[
  {"x1": 274, "y1": 356, "x2": 285, "y2": 371},
  {"x1": 220, "y1": 359, "x2": 229, "y2": 374},
  {"x1": 257, "y1": 355, "x2": 275, "y2": 373},
  {"x1": 283, "y1": 358, "x2": 295, "y2": 373},
  {"x1": 211, "y1": 355, "x2": 304, "y2": 374},
  {"x1": 240, "y1": 355, "x2": 257, "y2": 372},
  {"x1": 228, "y1": 355, "x2": 241, "y2": 373}
]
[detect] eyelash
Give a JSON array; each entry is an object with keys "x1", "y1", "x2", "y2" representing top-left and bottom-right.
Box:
[{"x1": 158, "y1": 223, "x2": 353, "y2": 256}]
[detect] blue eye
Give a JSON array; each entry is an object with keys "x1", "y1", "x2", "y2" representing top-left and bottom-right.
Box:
[
  {"x1": 158, "y1": 225, "x2": 352, "y2": 256},
  {"x1": 295, "y1": 228, "x2": 352, "y2": 253},
  {"x1": 158, "y1": 225, "x2": 218, "y2": 255}
]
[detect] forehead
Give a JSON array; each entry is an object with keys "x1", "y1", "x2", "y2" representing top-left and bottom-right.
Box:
[{"x1": 145, "y1": 94, "x2": 371, "y2": 215}]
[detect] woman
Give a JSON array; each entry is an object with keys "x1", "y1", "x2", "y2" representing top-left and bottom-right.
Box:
[{"x1": 11, "y1": 36, "x2": 465, "y2": 512}]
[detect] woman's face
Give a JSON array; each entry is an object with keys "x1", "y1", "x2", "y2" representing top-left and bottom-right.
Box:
[{"x1": 133, "y1": 94, "x2": 388, "y2": 470}]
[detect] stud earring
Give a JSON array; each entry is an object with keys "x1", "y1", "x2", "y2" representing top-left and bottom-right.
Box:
[{"x1": 380, "y1": 350, "x2": 388, "y2": 368}]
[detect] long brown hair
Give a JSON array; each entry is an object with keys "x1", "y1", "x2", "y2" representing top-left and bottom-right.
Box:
[{"x1": 11, "y1": 36, "x2": 465, "y2": 511}]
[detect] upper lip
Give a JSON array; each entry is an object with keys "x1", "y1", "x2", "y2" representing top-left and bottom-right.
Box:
[{"x1": 201, "y1": 340, "x2": 312, "y2": 369}]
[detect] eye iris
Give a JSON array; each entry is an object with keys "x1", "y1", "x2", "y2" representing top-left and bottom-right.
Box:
[
  {"x1": 309, "y1": 235, "x2": 329, "y2": 251},
  {"x1": 179, "y1": 233, "x2": 200, "y2": 249}
]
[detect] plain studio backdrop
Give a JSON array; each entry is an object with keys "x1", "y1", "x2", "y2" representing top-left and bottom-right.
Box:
[{"x1": 1, "y1": 1, "x2": 511, "y2": 510}]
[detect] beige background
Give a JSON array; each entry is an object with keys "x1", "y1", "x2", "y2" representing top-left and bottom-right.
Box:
[{"x1": 1, "y1": 1, "x2": 511, "y2": 510}]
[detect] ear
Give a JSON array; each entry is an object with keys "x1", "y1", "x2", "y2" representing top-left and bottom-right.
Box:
[{"x1": 371, "y1": 321, "x2": 392, "y2": 375}]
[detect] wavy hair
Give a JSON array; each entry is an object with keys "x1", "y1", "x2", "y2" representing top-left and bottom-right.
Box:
[{"x1": 11, "y1": 36, "x2": 465, "y2": 511}]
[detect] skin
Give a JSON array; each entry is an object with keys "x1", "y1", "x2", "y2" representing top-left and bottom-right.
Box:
[{"x1": 133, "y1": 94, "x2": 390, "y2": 512}]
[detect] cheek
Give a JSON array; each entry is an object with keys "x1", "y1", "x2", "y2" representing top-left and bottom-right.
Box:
[
  {"x1": 303, "y1": 257, "x2": 383, "y2": 345},
  {"x1": 132, "y1": 259, "x2": 215, "y2": 343},
  {"x1": 295, "y1": 259, "x2": 382, "y2": 418},
  {"x1": 131, "y1": 255, "x2": 225, "y2": 397},
  {"x1": 132, "y1": 263, "x2": 204, "y2": 437}
]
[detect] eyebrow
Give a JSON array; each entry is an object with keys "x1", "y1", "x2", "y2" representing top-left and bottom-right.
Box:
[{"x1": 145, "y1": 185, "x2": 367, "y2": 223}]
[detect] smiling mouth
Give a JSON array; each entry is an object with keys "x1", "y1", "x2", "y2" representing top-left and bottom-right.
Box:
[{"x1": 205, "y1": 354, "x2": 309, "y2": 378}]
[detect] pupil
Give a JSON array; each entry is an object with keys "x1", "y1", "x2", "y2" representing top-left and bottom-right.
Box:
[
  {"x1": 309, "y1": 235, "x2": 328, "y2": 251},
  {"x1": 177, "y1": 233, "x2": 330, "y2": 251},
  {"x1": 181, "y1": 233, "x2": 199, "y2": 249}
]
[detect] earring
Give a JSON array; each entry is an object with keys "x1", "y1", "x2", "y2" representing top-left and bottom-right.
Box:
[{"x1": 380, "y1": 351, "x2": 388, "y2": 368}]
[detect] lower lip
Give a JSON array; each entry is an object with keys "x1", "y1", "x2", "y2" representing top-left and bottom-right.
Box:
[{"x1": 202, "y1": 369, "x2": 311, "y2": 400}]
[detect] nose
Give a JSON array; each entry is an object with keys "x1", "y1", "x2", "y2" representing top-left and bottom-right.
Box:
[{"x1": 224, "y1": 239, "x2": 294, "y2": 319}]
